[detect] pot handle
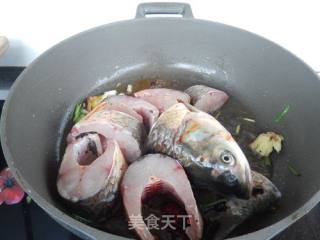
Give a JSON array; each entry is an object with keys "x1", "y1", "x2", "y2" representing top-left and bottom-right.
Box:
[{"x1": 135, "y1": 2, "x2": 194, "y2": 18}]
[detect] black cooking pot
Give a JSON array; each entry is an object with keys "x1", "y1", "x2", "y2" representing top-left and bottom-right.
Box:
[{"x1": 1, "y1": 3, "x2": 320, "y2": 240}]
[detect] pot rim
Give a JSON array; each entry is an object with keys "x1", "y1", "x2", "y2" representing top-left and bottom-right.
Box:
[{"x1": 1, "y1": 8, "x2": 320, "y2": 240}]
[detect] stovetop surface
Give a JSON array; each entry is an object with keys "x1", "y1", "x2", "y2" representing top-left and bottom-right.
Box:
[{"x1": 0, "y1": 67, "x2": 319, "y2": 240}]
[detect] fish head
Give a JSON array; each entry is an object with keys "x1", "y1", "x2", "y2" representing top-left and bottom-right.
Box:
[
  {"x1": 180, "y1": 114, "x2": 252, "y2": 199},
  {"x1": 162, "y1": 106, "x2": 253, "y2": 199},
  {"x1": 206, "y1": 136, "x2": 252, "y2": 199}
]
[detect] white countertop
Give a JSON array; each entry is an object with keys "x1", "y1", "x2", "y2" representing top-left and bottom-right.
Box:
[{"x1": 0, "y1": 0, "x2": 319, "y2": 71}]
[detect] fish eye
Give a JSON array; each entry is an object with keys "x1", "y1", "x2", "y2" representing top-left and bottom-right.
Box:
[{"x1": 220, "y1": 151, "x2": 235, "y2": 165}]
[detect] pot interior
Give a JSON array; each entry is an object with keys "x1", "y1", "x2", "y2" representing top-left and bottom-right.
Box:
[{"x1": 2, "y1": 18, "x2": 320, "y2": 239}]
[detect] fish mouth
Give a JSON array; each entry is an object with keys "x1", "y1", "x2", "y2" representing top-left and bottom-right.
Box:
[{"x1": 216, "y1": 170, "x2": 251, "y2": 199}]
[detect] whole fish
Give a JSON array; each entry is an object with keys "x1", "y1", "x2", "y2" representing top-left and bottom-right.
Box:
[
  {"x1": 121, "y1": 154, "x2": 203, "y2": 240},
  {"x1": 202, "y1": 171, "x2": 281, "y2": 240},
  {"x1": 185, "y1": 85, "x2": 229, "y2": 114},
  {"x1": 147, "y1": 103, "x2": 252, "y2": 199},
  {"x1": 57, "y1": 134, "x2": 127, "y2": 217}
]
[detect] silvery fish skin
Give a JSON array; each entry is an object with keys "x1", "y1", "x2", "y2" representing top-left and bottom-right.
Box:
[
  {"x1": 57, "y1": 135, "x2": 127, "y2": 217},
  {"x1": 134, "y1": 88, "x2": 191, "y2": 113},
  {"x1": 147, "y1": 103, "x2": 252, "y2": 199},
  {"x1": 105, "y1": 95, "x2": 159, "y2": 129},
  {"x1": 121, "y1": 154, "x2": 203, "y2": 240},
  {"x1": 185, "y1": 85, "x2": 229, "y2": 114},
  {"x1": 203, "y1": 171, "x2": 281, "y2": 240},
  {"x1": 68, "y1": 102, "x2": 146, "y2": 163}
]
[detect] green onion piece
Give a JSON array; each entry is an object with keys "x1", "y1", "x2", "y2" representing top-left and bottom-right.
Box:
[
  {"x1": 235, "y1": 124, "x2": 241, "y2": 135},
  {"x1": 242, "y1": 117, "x2": 256, "y2": 123},
  {"x1": 214, "y1": 111, "x2": 221, "y2": 119},
  {"x1": 73, "y1": 103, "x2": 82, "y2": 123},
  {"x1": 201, "y1": 199, "x2": 227, "y2": 210},
  {"x1": 275, "y1": 105, "x2": 290, "y2": 123},
  {"x1": 263, "y1": 157, "x2": 272, "y2": 166},
  {"x1": 288, "y1": 163, "x2": 301, "y2": 176},
  {"x1": 76, "y1": 113, "x2": 86, "y2": 123},
  {"x1": 26, "y1": 195, "x2": 32, "y2": 204},
  {"x1": 73, "y1": 103, "x2": 86, "y2": 123}
]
